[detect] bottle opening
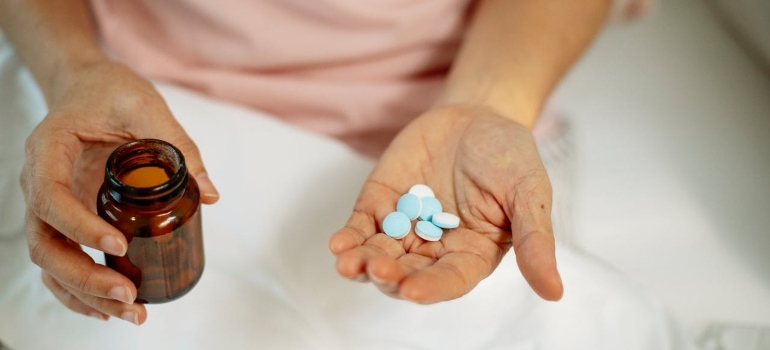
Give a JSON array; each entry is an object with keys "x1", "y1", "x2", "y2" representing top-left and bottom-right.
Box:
[
  {"x1": 105, "y1": 139, "x2": 188, "y2": 204},
  {"x1": 120, "y1": 166, "x2": 173, "y2": 188}
]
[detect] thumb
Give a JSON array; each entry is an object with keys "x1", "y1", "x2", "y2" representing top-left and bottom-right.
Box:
[
  {"x1": 156, "y1": 123, "x2": 220, "y2": 205},
  {"x1": 508, "y1": 169, "x2": 563, "y2": 301}
]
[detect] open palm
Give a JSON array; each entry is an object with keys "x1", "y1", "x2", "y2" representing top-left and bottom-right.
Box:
[{"x1": 329, "y1": 105, "x2": 563, "y2": 303}]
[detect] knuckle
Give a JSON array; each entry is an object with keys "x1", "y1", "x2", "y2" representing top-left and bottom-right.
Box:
[
  {"x1": 40, "y1": 271, "x2": 53, "y2": 287},
  {"x1": 516, "y1": 229, "x2": 555, "y2": 251},
  {"x1": 48, "y1": 137, "x2": 79, "y2": 165},
  {"x1": 29, "y1": 186, "x2": 52, "y2": 219},
  {"x1": 521, "y1": 168, "x2": 551, "y2": 190},
  {"x1": 445, "y1": 263, "x2": 470, "y2": 291},
  {"x1": 186, "y1": 139, "x2": 201, "y2": 154},
  {"x1": 119, "y1": 86, "x2": 165, "y2": 116},
  {"x1": 23, "y1": 132, "x2": 38, "y2": 158},
  {"x1": 27, "y1": 239, "x2": 46, "y2": 267},
  {"x1": 74, "y1": 269, "x2": 95, "y2": 294},
  {"x1": 175, "y1": 137, "x2": 202, "y2": 160},
  {"x1": 66, "y1": 215, "x2": 89, "y2": 243},
  {"x1": 60, "y1": 290, "x2": 81, "y2": 312},
  {"x1": 468, "y1": 248, "x2": 495, "y2": 277},
  {"x1": 18, "y1": 169, "x2": 26, "y2": 189},
  {"x1": 134, "y1": 87, "x2": 161, "y2": 107}
]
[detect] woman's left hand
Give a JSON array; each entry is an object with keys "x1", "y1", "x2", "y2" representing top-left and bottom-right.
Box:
[{"x1": 329, "y1": 105, "x2": 563, "y2": 303}]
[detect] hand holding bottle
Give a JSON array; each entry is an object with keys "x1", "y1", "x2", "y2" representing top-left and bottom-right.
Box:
[{"x1": 20, "y1": 60, "x2": 219, "y2": 324}]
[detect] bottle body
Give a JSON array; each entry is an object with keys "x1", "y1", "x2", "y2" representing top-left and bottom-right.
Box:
[{"x1": 97, "y1": 139, "x2": 205, "y2": 303}]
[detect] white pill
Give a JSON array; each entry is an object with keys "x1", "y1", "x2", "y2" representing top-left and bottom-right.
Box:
[
  {"x1": 408, "y1": 184, "x2": 434, "y2": 199},
  {"x1": 431, "y1": 212, "x2": 460, "y2": 229}
]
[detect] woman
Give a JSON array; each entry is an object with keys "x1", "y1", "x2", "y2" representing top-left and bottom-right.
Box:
[{"x1": 0, "y1": 0, "x2": 615, "y2": 325}]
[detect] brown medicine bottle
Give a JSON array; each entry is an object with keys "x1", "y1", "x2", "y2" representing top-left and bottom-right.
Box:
[{"x1": 97, "y1": 139, "x2": 204, "y2": 303}]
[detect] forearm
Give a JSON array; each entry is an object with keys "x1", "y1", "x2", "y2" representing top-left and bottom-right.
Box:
[
  {"x1": 437, "y1": 0, "x2": 611, "y2": 128},
  {"x1": 0, "y1": 0, "x2": 107, "y2": 104}
]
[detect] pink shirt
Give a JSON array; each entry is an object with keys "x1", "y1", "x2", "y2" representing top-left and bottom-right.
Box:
[{"x1": 90, "y1": 0, "x2": 474, "y2": 155}]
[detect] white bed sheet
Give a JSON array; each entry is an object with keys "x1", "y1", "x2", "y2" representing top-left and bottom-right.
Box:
[
  {"x1": 0, "y1": 40, "x2": 691, "y2": 348},
  {"x1": 549, "y1": 0, "x2": 770, "y2": 336}
]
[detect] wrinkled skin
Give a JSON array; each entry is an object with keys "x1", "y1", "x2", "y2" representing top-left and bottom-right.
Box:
[
  {"x1": 330, "y1": 105, "x2": 563, "y2": 303},
  {"x1": 20, "y1": 61, "x2": 218, "y2": 325}
]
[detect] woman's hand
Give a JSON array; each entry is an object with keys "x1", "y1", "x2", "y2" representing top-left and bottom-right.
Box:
[
  {"x1": 330, "y1": 105, "x2": 562, "y2": 303},
  {"x1": 20, "y1": 60, "x2": 219, "y2": 324}
]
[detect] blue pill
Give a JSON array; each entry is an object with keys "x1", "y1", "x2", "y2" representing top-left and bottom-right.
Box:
[
  {"x1": 396, "y1": 193, "x2": 422, "y2": 220},
  {"x1": 382, "y1": 212, "x2": 411, "y2": 239},
  {"x1": 415, "y1": 220, "x2": 443, "y2": 241},
  {"x1": 419, "y1": 196, "x2": 442, "y2": 221}
]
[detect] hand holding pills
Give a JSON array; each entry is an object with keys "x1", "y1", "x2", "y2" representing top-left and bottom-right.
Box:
[{"x1": 330, "y1": 106, "x2": 563, "y2": 304}]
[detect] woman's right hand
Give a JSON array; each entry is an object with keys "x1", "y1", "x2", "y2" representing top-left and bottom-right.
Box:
[{"x1": 20, "y1": 60, "x2": 220, "y2": 325}]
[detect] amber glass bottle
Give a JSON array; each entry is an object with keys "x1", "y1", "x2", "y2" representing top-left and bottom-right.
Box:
[{"x1": 97, "y1": 139, "x2": 204, "y2": 303}]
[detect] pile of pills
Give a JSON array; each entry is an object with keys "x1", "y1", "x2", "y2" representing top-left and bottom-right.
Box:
[{"x1": 382, "y1": 184, "x2": 461, "y2": 241}]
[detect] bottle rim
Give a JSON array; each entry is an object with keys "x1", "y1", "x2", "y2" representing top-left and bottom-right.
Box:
[{"x1": 104, "y1": 139, "x2": 188, "y2": 204}]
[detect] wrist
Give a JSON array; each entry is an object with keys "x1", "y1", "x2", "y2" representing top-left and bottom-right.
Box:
[
  {"x1": 433, "y1": 93, "x2": 540, "y2": 129},
  {"x1": 434, "y1": 81, "x2": 542, "y2": 129},
  {"x1": 424, "y1": 102, "x2": 535, "y2": 133},
  {"x1": 45, "y1": 49, "x2": 111, "y2": 106}
]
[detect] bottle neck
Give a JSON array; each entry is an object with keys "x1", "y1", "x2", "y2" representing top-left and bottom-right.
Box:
[{"x1": 104, "y1": 139, "x2": 188, "y2": 207}]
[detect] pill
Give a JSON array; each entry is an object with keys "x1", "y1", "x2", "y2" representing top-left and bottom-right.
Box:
[
  {"x1": 415, "y1": 221, "x2": 443, "y2": 241},
  {"x1": 431, "y1": 212, "x2": 460, "y2": 229},
  {"x1": 408, "y1": 184, "x2": 435, "y2": 199},
  {"x1": 382, "y1": 212, "x2": 411, "y2": 239},
  {"x1": 396, "y1": 193, "x2": 422, "y2": 220},
  {"x1": 419, "y1": 196, "x2": 442, "y2": 221}
]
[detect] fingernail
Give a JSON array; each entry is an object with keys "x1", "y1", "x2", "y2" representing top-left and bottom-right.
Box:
[
  {"x1": 100, "y1": 236, "x2": 127, "y2": 256},
  {"x1": 108, "y1": 286, "x2": 134, "y2": 304},
  {"x1": 121, "y1": 311, "x2": 139, "y2": 325},
  {"x1": 352, "y1": 273, "x2": 368, "y2": 282},
  {"x1": 370, "y1": 274, "x2": 386, "y2": 284},
  {"x1": 371, "y1": 275, "x2": 397, "y2": 291},
  {"x1": 197, "y1": 173, "x2": 219, "y2": 199},
  {"x1": 89, "y1": 311, "x2": 106, "y2": 321}
]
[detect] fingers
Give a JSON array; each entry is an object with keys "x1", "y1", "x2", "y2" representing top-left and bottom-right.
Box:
[
  {"x1": 24, "y1": 134, "x2": 127, "y2": 256},
  {"x1": 391, "y1": 227, "x2": 502, "y2": 303},
  {"x1": 28, "y1": 183, "x2": 127, "y2": 256},
  {"x1": 151, "y1": 123, "x2": 219, "y2": 204},
  {"x1": 331, "y1": 178, "x2": 507, "y2": 303},
  {"x1": 335, "y1": 234, "x2": 405, "y2": 280},
  {"x1": 339, "y1": 240, "x2": 435, "y2": 299},
  {"x1": 342, "y1": 229, "x2": 499, "y2": 304},
  {"x1": 399, "y1": 250, "x2": 490, "y2": 304},
  {"x1": 66, "y1": 285, "x2": 146, "y2": 325},
  {"x1": 42, "y1": 272, "x2": 108, "y2": 321},
  {"x1": 329, "y1": 210, "x2": 377, "y2": 255},
  {"x1": 329, "y1": 179, "x2": 400, "y2": 255},
  {"x1": 367, "y1": 253, "x2": 434, "y2": 297},
  {"x1": 43, "y1": 272, "x2": 147, "y2": 325},
  {"x1": 514, "y1": 232, "x2": 562, "y2": 301},
  {"x1": 331, "y1": 179, "x2": 405, "y2": 283},
  {"x1": 508, "y1": 174, "x2": 563, "y2": 301},
  {"x1": 27, "y1": 214, "x2": 137, "y2": 304},
  {"x1": 194, "y1": 173, "x2": 219, "y2": 205}
]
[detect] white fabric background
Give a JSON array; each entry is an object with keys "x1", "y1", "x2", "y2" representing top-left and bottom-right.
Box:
[{"x1": 548, "y1": 0, "x2": 770, "y2": 338}]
